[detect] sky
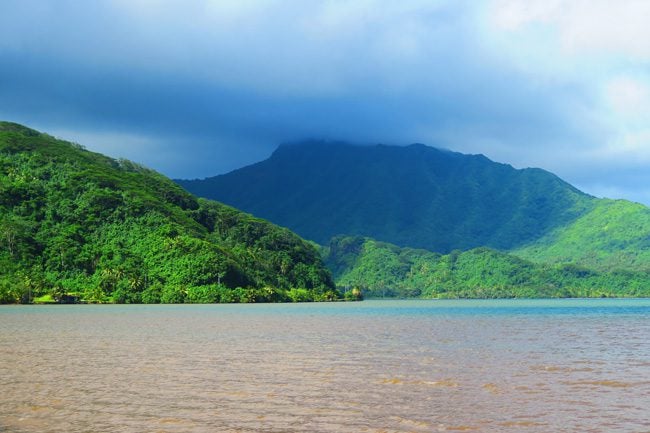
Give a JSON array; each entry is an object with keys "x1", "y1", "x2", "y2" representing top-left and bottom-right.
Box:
[{"x1": 1, "y1": 0, "x2": 649, "y2": 204}]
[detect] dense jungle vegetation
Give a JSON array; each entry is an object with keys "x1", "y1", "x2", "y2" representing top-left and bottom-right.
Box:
[
  {"x1": 0, "y1": 122, "x2": 339, "y2": 304},
  {"x1": 4, "y1": 122, "x2": 649, "y2": 303},
  {"x1": 326, "y1": 236, "x2": 650, "y2": 299}
]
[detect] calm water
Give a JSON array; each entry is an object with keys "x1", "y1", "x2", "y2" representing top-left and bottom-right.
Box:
[{"x1": 1, "y1": 299, "x2": 650, "y2": 433}]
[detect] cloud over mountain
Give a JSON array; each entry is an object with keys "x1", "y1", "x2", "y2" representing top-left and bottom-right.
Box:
[{"x1": 1, "y1": 0, "x2": 648, "y2": 204}]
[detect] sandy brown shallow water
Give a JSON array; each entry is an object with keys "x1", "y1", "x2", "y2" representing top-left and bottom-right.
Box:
[{"x1": 1, "y1": 299, "x2": 649, "y2": 432}]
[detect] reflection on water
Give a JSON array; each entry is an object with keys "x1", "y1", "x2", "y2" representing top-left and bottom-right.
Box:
[{"x1": 1, "y1": 299, "x2": 650, "y2": 432}]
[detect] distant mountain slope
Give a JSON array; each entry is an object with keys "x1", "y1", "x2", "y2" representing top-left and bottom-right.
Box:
[
  {"x1": 515, "y1": 199, "x2": 650, "y2": 272},
  {"x1": 0, "y1": 122, "x2": 338, "y2": 304},
  {"x1": 326, "y1": 236, "x2": 650, "y2": 298},
  {"x1": 178, "y1": 141, "x2": 594, "y2": 252}
]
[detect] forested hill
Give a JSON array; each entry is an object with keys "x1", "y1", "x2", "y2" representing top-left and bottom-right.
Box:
[
  {"x1": 178, "y1": 141, "x2": 594, "y2": 253},
  {"x1": 325, "y1": 236, "x2": 650, "y2": 299},
  {"x1": 514, "y1": 199, "x2": 650, "y2": 272},
  {"x1": 0, "y1": 122, "x2": 338, "y2": 304}
]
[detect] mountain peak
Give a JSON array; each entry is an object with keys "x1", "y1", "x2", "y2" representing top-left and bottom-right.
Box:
[
  {"x1": 178, "y1": 140, "x2": 593, "y2": 252},
  {"x1": 269, "y1": 140, "x2": 491, "y2": 166}
]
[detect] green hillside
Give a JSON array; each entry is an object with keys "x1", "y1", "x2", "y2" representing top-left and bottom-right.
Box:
[
  {"x1": 326, "y1": 236, "x2": 650, "y2": 299},
  {"x1": 179, "y1": 141, "x2": 650, "y2": 275},
  {"x1": 178, "y1": 141, "x2": 594, "y2": 253},
  {"x1": 515, "y1": 199, "x2": 650, "y2": 272},
  {"x1": 0, "y1": 122, "x2": 339, "y2": 304}
]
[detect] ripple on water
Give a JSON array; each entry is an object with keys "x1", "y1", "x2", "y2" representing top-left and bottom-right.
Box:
[
  {"x1": 381, "y1": 378, "x2": 459, "y2": 387},
  {"x1": 498, "y1": 420, "x2": 547, "y2": 428},
  {"x1": 481, "y1": 383, "x2": 501, "y2": 394},
  {"x1": 530, "y1": 364, "x2": 597, "y2": 373},
  {"x1": 561, "y1": 380, "x2": 636, "y2": 388},
  {"x1": 441, "y1": 425, "x2": 478, "y2": 431}
]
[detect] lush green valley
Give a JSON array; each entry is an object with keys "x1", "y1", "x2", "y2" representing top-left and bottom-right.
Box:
[
  {"x1": 0, "y1": 122, "x2": 339, "y2": 304},
  {"x1": 326, "y1": 236, "x2": 650, "y2": 299}
]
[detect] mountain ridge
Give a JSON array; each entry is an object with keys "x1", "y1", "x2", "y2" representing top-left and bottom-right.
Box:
[{"x1": 178, "y1": 140, "x2": 595, "y2": 253}]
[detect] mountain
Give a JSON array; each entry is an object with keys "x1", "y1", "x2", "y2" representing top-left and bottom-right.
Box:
[
  {"x1": 179, "y1": 141, "x2": 650, "y2": 275},
  {"x1": 0, "y1": 122, "x2": 338, "y2": 304},
  {"x1": 326, "y1": 236, "x2": 650, "y2": 298},
  {"x1": 515, "y1": 199, "x2": 650, "y2": 271},
  {"x1": 178, "y1": 141, "x2": 594, "y2": 252}
]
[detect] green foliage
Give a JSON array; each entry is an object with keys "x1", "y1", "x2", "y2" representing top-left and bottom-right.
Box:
[
  {"x1": 180, "y1": 141, "x2": 650, "y2": 277},
  {"x1": 0, "y1": 122, "x2": 338, "y2": 304},
  {"x1": 326, "y1": 236, "x2": 650, "y2": 298},
  {"x1": 515, "y1": 199, "x2": 650, "y2": 271},
  {"x1": 343, "y1": 286, "x2": 364, "y2": 301},
  {"x1": 178, "y1": 142, "x2": 594, "y2": 252}
]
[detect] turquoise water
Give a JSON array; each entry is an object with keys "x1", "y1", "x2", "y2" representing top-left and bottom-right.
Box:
[{"x1": 1, "y1": 299, "x2": 650, "y2": 432}]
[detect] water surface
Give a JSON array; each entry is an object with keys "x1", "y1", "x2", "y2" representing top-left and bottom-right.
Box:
[{"x1": 1, "y1": 299, "x2": 649, "y2": 432}]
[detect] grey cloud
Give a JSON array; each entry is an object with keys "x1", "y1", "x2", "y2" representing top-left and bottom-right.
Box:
[{"x1": 0, "y1": 0, "x2": 646, "y2": 204}]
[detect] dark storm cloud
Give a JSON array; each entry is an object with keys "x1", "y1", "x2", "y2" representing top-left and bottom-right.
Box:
[{"x1": 0, "y1": 1, "x2": 648, "y2": 204}]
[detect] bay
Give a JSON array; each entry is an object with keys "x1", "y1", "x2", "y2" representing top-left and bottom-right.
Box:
[{"x1": 1, "y1": 299, "x2": 649, "y2": 432}]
